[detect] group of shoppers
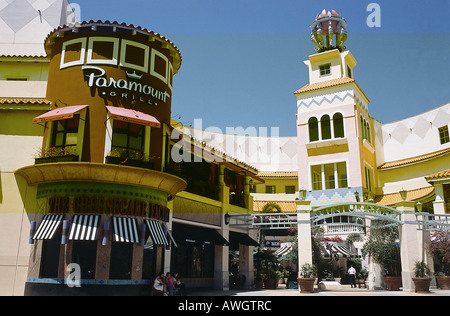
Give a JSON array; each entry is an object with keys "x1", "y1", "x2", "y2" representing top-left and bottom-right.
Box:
[{"x1": 153, "y1": 271, "x2": 186, "y2": 296}]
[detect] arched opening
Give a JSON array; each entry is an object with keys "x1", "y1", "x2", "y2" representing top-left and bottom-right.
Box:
[
  {"x1": 321, "y1": 115, "x2": 331, "y2": 140},
  {"x1": 308, "y1": 117, "x2": 319, "y2": 142}
]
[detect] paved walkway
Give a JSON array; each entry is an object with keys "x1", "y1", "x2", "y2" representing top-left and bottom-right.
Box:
[{"x1": 189, "y1": 284, "x2": 450, "y2": 296}]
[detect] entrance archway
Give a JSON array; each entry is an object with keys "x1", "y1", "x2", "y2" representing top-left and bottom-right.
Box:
[{"x1": 229, "y1": 200, "x2": 450, "y2": 291}]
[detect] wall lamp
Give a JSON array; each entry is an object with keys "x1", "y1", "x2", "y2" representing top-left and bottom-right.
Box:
[{"x1": 224, "y1": 213, "x2": 231, "y2": 226}]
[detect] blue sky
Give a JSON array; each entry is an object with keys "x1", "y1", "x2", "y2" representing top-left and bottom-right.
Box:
[{"x1": 73, "y1": 0, "x2": 450, "y2": 136}]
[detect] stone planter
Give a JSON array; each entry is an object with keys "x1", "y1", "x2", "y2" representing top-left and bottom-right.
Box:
[
  {"x1": 35, "y1": 154, "x2": 79, "y2": 164},
  {"x1": 436, "y1": 276, "x2": 450, "y2": 290},
  {"x1": 297, "y1": 277, "x2": 315, "y2": 293},
  {"x1": 412, "y1": 277, "x2": 432, "y2": 293},
  {"x1": 384, "y1": 276, "x2": 402, "y2": 291},
  {"x1": 105, "y1": 156, "x2": 155, "y2": 170}
]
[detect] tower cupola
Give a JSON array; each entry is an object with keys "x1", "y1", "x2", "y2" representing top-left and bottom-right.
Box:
[{"x1": 310, "y1": 9, "x2": 348, "y2": 53}]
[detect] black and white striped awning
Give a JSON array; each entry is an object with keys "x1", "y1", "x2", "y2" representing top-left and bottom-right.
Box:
[
  {"x1": 145, "y1": 220, "x2": 169, "y2": 246},
  {"x1": 322, "y1": 243, "x2": 359, "y2": 258},
  {"x1": 33, "y1": 214, "x2": 64, "y2": 240},
  {"x1": 274, "y1": 242, "x2": 293, "y2": 257},
  {"x1": 69, "y1": 215, "x2": 100, "y2": 241},
  {"x1": 112, "y1": 217, "x2": 139, "y2": 243}
]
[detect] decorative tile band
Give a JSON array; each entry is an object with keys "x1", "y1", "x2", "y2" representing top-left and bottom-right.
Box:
[{"x1": 26, "y1": 278, "x2": 151, "y2": 285}]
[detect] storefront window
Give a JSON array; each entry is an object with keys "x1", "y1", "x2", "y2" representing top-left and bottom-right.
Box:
[
  {"x1": 40, "y1": 233, "x2": 61, "y2": 278},
  {"x1": 109, "y1": 242, "x2": 133, "y2": 280},
  {"x1": 51, "y1": 116, "x2": 79, "y2": 151},
  {"x1": 171, "y1": 244, "x2": 214, "y2": 278},
  {"x1": 111, "y1": 121, "x2": 145, "y2": 158},
  {"x1": 71, "y1": 241, "x2": 97, "y2": 280}
]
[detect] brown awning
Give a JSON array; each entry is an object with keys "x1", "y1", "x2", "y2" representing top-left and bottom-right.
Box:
[
  {"x1": 106, "y1": 106, "x2": 160, "y2": 128},
  {"x1": 32, "y1": 105, "x2": 88, "y2": 124}
]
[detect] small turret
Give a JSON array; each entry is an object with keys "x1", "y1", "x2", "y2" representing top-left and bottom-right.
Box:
[{"x1": 310, "y1": 9, "x2": 348, "y2": 53}]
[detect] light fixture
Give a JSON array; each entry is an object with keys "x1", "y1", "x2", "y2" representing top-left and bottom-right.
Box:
[
  {"x1": 29, "y1": 221, "x2": 36, "y2": 245},
  {"x1": 224, "y1": 213, "x2": 231, "y2": 225},
  {"x1": 299, "y1": 188, "x2": 307, "y2": 201},
  {"x1": 354, "y1": 191, "x2": 360, "y2": 202},
  {"x1": 400, "y1": 188, "x2": 407, "y2": 201},
  {"x1": 416, "y1": 201, "x2": 423, "y2": 212}
]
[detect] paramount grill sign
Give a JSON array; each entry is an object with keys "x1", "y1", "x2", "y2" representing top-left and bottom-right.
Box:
[{"x1": 82, "y1": 65, "x2": 171, "y2": 105}]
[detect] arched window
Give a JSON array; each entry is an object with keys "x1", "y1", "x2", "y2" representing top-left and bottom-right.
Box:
[
  {"x1": 333, "y1": 113, "x2": 344, "y2": 138},
  {"x1": 321, "y1": 115, "x2": 331, "y2": 140},
  {"x1": 360, "y1": 115, "x2": 371, "y2": 143},
  {"x1": 308, "y1": 117, "x2": 319, "y2": 142},
  {"x1": 366, "y1": 122, "x2": 371, "y2": 143},
  {"x1": 360, "y1": 116, "x2": 366, "y2": 140}
]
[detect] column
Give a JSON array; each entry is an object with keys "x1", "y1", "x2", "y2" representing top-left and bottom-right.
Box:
[
  {"x1": 214, "y1": 226, "x2": 229, "y2": 291},
  {"x1": 238, "y1": 243, "x2": 254, "y2": 290},
  {"x1": 432, "y1": 182, "x2": 446, "y2": 215},
  {"x1": 397, "y1": 201, "x2": 435, "y2": 291},
  {"x1": 296, "y1": 200, "x2": 313, "y2": 271},
  {"x1": 215, "y1": 164, "x2": 229, "y2": 290}
]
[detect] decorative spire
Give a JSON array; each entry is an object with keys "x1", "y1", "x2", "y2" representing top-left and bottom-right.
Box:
[{"x1": 310, "y1": 9, "x2": 348, "y2": 53}]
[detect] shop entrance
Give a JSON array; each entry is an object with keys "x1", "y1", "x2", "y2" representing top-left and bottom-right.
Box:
[{"x1": 228, "y1": 201, "x2": 450, "y2": 291}]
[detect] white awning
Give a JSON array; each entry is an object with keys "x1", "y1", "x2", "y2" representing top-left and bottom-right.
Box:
[
  {"x1": 112, "y1": 217, "x2": 139, "y2": 243},
  {"x1": 145, "y1": 220, "x2": 169, "y2": 246},
  {"x1": 69, "y1": 215, "x2": 100, "y2": 241},
  {"x1": 33, "y1": 214, "x2": 64, "y2": 240}
]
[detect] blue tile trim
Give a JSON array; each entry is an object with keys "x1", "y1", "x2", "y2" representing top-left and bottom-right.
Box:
[{"x1": 26, "y1": 278, "x2": 151, "y2": 285}]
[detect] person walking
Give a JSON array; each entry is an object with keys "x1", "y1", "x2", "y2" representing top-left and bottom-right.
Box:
[{"x1": 348, "y1": 265, "x2": 357, "y2": 288}]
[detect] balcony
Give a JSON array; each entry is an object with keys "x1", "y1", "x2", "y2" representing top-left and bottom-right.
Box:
[
  {"x1": 105, "y1": 156, "x2": 155, "y2": 170},
  {"x1": 34, "y1": 146, "x2": 79, "y2": 165}
]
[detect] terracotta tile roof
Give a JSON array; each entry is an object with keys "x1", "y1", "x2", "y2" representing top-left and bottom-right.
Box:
[
  {"x1": 257, "y1": 171, "x2": 298, "y2": 178},
  {"x1": 378, "y1": 147, "x2": 450, "y2": 170},
  {"x1": 293, "y1": 77, "x2": 355, "y2": 94},
  {"x1": 426, "y1": 168, "x2": 450, "y2": 181},
  {"x1": 374, "y1": 186, "x2": 435, "y2": 206},
  {"x1": 253, "y1": 201, "x2": 297, "y2": 213},
  {"x1": 0, "y1": 55, "x2": 48, "y2": 59},
  {"x1": 0, "y1": 98, "x2": 51, "y2": 105}
]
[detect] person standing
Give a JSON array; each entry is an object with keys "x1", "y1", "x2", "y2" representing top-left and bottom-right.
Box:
[
  {"x1": 348, "y1": 265, "x2": 357, "y2": 288},
  {"x1": 166, "y1": 272, "x2": 174, "y2": 296}
]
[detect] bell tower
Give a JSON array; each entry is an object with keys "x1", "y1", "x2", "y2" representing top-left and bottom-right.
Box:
[
  {"x1": 295, "y1": 10, "x2": 376, "y2": 205},
  {"x1": 306, "y1": 9, "x2": 356, "y2": 85}
]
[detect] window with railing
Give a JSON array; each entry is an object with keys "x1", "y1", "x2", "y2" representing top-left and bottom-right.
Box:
[{"x1": 311, "y1": 162, "x2": 348, "y2": 191}]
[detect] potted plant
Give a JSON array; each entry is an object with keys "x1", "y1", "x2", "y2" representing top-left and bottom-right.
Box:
[
  {"x1": 264, "y1": 268, "x2": 283, "y2": 289},
  {"x1": 35, "y1": 146, "x2": 79, "y2": 164},
  {"x1": 362, "y1": 220, "x2": 402, "y2": 290},
  {"x1": 412, "y1": 260, "x2": 432, "y2": 293},
  {"x1": 297, "y1": 263, "x2": 317, "y2": 293},
  {"x1": 431, "y1": 231, "x2": 450, "y2": 289}
]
